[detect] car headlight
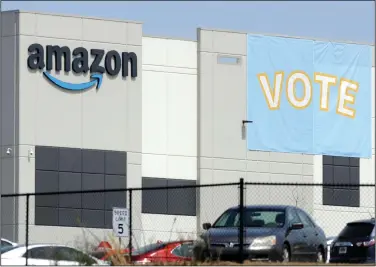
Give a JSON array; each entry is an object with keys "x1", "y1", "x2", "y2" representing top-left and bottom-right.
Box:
[{"x1": 249, "y1": 236, "x2": 277, "y2": 250}]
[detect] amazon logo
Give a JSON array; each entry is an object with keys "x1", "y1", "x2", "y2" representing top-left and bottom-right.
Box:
[{"x1": 27, "y1": 44, "x2": 138, "y2": 91}]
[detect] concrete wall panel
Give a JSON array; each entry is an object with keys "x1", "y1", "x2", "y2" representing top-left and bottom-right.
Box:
[
  {"x1": 142, "y1": 37, "x2": 197, "y2": 181},
  {"x1": 11, "y1": 11, "x2": 143, "y2": 245},
  {"x1": 1, "y1": 13, "x2": 19, "y2": 243},
  {"x1": 197, "y1": 28, "x2": 314, "y2": 228},
  {"x1": 312, "y1": 66, "x2": 376, "y2": 236}
]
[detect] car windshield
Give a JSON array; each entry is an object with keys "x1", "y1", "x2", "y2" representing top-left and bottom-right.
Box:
[
  {"x1": 212, "y1": 208, "x2": 286, "y2": 228},
  {"x1": 0, "y1": 245, "x2": 19, "y2": 253},
  {"x1": 130, "y1": 243, "x2": 166, "y2": 256},
  {"x1": 339, "y1": 222, "x2": 375, "y2": 238},
  {"x1": 1, "y1": 240, "x2": 12, "y2": 248}
]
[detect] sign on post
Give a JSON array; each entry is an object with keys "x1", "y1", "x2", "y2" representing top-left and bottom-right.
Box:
[{"x1": 112, "y1": 207, "x2": 129, "y2": 237}]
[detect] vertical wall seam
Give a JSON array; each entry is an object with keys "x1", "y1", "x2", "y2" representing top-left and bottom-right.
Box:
[
  {"x1": 14, "y1": 11, "x2": 20, "y2": 242},
  {"x1": 0, "y1": 6, "x2": 3, "y2": 246},
  {"x1": 195, "y1": 28, "x2": 201, "y2": 234},
  {"x1": 80, "y1": 17, "x2": 84, "y2": 150}
]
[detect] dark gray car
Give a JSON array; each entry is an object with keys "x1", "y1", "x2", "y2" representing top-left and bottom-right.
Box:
[{"x1": 193, "y1": 205, "x2": 327, "y2": 263}]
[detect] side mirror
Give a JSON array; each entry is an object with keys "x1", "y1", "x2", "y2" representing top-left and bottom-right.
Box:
[
  {"x1": 290, "y1": 223, "x2": 304, "y2": 230},
  {"x1": 203, "y1": 223, "x2": 212, "y2": 230}
]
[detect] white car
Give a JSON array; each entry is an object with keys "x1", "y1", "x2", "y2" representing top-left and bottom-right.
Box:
[
  {"x1": 1, "y1": 238, "x2": 17, "y2": 248},
  {"x1": 1, "y1": 244, "x2": 109, "y2": 265}
]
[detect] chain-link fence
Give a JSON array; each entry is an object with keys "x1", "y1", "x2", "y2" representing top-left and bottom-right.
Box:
[{"x1": 1, "y1": 179, "x2": 375, "y2": 264}]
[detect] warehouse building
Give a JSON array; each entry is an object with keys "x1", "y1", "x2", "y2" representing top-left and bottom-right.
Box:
[{"x1": 0, "y1": 10, "x2": 374, "y2": 247}]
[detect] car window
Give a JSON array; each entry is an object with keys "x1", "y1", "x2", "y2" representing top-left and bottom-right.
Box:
[
  {"x1": 288, "y1": 208, "x2": 302, "y2": 225},
  {"x1": 213, "y1": 209, "x2": 237, "y2": 227},
  {"x1": 54, "y1": 247, "x2": 96, "y2": 265},
  {"x1": 339, "y1": 223, "x2": 375, "y2": 238},
  {"x1": 297, "y1": 209, "x2": 314, "y2": 228},
  {"x1": 171, "y1": 243, "x2": 194, "y2": 258},
  {"x1": 306, "y1": 213, "x2": 315, "y2": 226},
  {"x1": 26, "y1": 247, "x2": 55, "y2": 260},
  {"x1": 1, "y1": 245, "x2": 19, "y2": 253},
  {"x1": 1, "y1": 240, "x2": 12, "y2": 248},
  {"x1": 213, "y1": 208, "x2": 286, "y2": 228},
  {"x1": 248, "y1": 211, "x2": 285, "y2": 227},
  {"x1": 302, "y1": 211, "x2": 316, "y2": 226}
]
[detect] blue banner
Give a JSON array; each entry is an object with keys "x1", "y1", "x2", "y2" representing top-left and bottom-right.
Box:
[{"x1": 247, "y1": 35, "x2": 372, "y2": 158}]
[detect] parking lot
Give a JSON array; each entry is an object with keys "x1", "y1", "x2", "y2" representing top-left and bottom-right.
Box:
[{"x1": 1, "y1": 180, "x2": 375, "y2": 265}]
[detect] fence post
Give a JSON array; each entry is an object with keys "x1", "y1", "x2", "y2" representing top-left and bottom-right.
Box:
[
  {"x1": 25, "y1": 194, "x2": 30, "y2": 266},
  {"x1": 239, "y1": 178, "x2": 244, "y2": 264},
  {"x1": 128, "y1": 189, "x2": 133, "y2": 262}
]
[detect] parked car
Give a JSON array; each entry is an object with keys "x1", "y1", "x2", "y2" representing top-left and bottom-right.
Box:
[
  {"x1": 131, "y1": 240, "x2": 194, "y2": 264},
  {"x1": 193, "y1": 205, "x2": 327, "y2": 263},
  {"x1": 326, "y1": 236, "x2": 336, "y2": 263},
  {"x1": 91, "y1": 240, "x2": 194, "y2": 265},
  {"x1": 1, "y1": 238, "x2": 17, "y2": 248},
  {"x1": 0, "y1": 244, "x2": 109, "y2": 265},
  {"x1": 329, "y1": 218, "x2": 375, "y2": 264}
]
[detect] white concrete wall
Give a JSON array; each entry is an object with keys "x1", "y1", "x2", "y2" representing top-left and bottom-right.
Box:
[
  {"x1": 1, "y1": 10, "x2": 19, "y2": 243},
  {"x1": 13, "y1": 11, "x2": 143, "y2": 246},
  {"x1": 197, "y1": 29, "x2": 315, "y2": 229},
  {"x1": 312, "y1": 66, "x2": 375, "y2": 237},
  {"x1": 141, "y1": 36, "x2": 197, "y2": 244}
]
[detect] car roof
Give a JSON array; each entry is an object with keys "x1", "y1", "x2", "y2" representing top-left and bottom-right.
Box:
[
  {"x1": 1, "y1": 238, "x2": 17, "y2": 246},
  {"x1": 6, "y1": 244, "x2": 80, "y2": 252},
  {"x1": 1, "y1": 238, "x2": 16, "y2": 244},
  {"x1": 2, "y1": 244, "x2": 96, "y2": 261},
  {"x1": 229, "y1": 205, "x2": 292, "y2": 210},
  {"x1": 347, "y1": 218, "x2": 375, "y2": 225},
  {"x1": 2, "y1": 244, "x2": 85, "y2": 254},
  {"x1": 17, "y1": 243, "x2": 72, "y2": 248}
]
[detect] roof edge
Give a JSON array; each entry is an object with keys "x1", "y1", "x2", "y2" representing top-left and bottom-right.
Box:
[
  {"x1": 198, "y1": 27, "x2": 375, "y2": 47},
  {"x1": 143, "y1": 34, "x2": 197, "y2": 43},
  {"x1": 3, "y1": 9, "x2": 143, "y2": 24}
]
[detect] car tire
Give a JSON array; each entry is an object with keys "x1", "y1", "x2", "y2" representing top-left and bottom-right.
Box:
[
  {"x1": 315, "y1": 247, "x2": 325, "y2": 263},
  {"x1": 282, "y1": 244, "x2": 290, "y2": 263}
]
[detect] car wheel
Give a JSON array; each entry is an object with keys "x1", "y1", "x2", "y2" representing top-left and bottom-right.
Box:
[
  {"x1": 282, "y1": 244, "x2": 290, "y2": 263},
  {"x1": 316, "y1": 247, "x2": 324, "y2": 263}
]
